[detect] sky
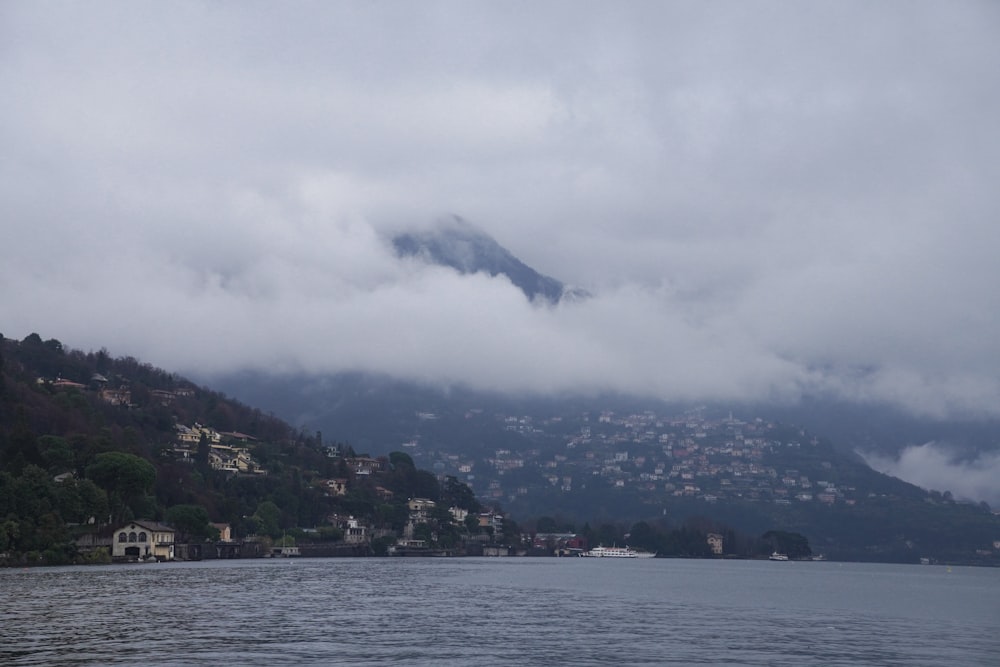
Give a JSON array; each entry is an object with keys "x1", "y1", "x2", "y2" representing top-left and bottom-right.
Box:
[{"x1": 3, "y1": 1, "x2": 999, "y2": 431}]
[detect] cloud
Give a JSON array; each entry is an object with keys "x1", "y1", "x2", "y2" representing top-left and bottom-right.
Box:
[
  {"x1": 1, "y1": 2, "x2": 999, "y2": 419},
  {"x1": 863, "y1": 443, "x2": 1000, "y2": 507}
]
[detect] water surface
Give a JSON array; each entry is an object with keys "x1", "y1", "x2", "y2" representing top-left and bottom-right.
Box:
[{"x1": 2, "y1": 558, "x2": 997, "y2": 665}]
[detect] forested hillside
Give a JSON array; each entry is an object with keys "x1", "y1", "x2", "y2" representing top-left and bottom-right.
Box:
[{"x1": 0, "y1": 333, "x2": 486, "y2": 564}]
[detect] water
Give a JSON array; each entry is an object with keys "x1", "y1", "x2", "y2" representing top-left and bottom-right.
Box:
[{"x1": 1, "y1": 558, "x2": 997, "y2": 666}]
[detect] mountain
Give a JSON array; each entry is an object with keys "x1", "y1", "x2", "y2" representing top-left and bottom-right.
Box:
[
  {"x1": 6, "y1": 331, "x2": 999, "y2": 566},
  {"x1": 756, "y1": 395, "x2": 1000, "y2": 460},
  {"x1": 210, "y1": 370, "x2": 1000, "y2": 472},
  {"x1": 206, "y1": 370, "x2": 1000, "y2": 564},
  {"x1": 391, "y1": 216, "x2": 589, "y2": 304}
]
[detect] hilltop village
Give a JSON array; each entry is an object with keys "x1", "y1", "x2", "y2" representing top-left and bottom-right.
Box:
[
  {"x1": 407, "y1": 409, "x2": 860, "y2": 509},
  {"x1": 392, "y1": 405, "x2": 1000, "y2": 564}
]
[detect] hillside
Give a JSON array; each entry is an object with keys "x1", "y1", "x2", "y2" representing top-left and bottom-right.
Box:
[
  {"x1": 208, "y1": 371, "x2": 1000, "y2": 564},
  {"x1": 0, "y1": 333, "x2": 489, "y2": 565},
  {"x1": 4, "y1": 333, "x2": 999, "y2": 566}
]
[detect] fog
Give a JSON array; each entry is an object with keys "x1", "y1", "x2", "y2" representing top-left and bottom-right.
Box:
[
  {"x1": 2, "y1": 1, "x2": 999, "y2": 421},
  {"x1": 864, "y1": 443, "x2": 1000, "y2": 508}
]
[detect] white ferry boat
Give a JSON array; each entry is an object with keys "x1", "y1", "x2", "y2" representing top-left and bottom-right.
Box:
[
  {"x1": 582, "y1": 545, "x2": 655, "y2": 558},
  {"x1": 768, "y1": 552, "x2": 789, "y2": 561}
]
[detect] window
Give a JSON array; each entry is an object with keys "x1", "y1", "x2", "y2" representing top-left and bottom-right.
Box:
[
  {"x1": 129, "y1": 532, "x2": 137, "y2": 542},
  {"x1": 138, "y1": 532, "x2": 147, "y2": 542},
  {"x1": 118, "y1": 533, "x2": 127, "y2": 543}
]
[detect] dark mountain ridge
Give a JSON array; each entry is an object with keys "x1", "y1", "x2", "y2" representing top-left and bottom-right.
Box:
[{"x1": 391, "y1": 216, "x2": 589, "y2": 304}]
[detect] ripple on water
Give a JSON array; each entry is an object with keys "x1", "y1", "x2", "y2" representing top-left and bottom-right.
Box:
[{"x1": 2, "y1": 559, "x2": 998, "y2": 666}]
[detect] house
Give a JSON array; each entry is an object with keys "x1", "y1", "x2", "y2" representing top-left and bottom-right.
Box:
[
  {"x1": 175, "y1": 423, "x2": 222, "y2": 445},
  {"x1": 52, "y1": 378, "x2": 86, "y2": 391},
  {"x1": 207, "y1": 443, "x2": 264, "y2": 475},
  {"x1": 211, "y1": 523, "x2": 233, "y2": 542},
  {"x1": 151, "y1": 389, "x2": 177, "y2": 404},
  {"x1": 100, "y1": 387, "x2": 132, "y2": 406},
  {"x1": 478, "y1": 512, "x2": 504, "y2": 534},
  {"x1": 347, "y1": 456, "x2": 384, "y2": 476},
  {"x1": 112, "y1": 521, "x2": 175, "y2": 561},
  {"x1": 220, "y1": 431, "x2": 258, "y2": 443},
  {"x1": 408, "y1": 497, "x2": 436, "y2": 512},
  {"x1": 324, "y1": 478, "x2": 348, "y2": 496},
  {"x1": 533, "y1": 533, "x2": 586, "y2": 552},
  {"x1": 408, "y1": 498, "x2": 436, "y2": 521},
  {"x1": 175, "y1": 424, "x2": 201, "y2": 445},
  {"x1": 706, "y1": 532, "x2": 724, "y2": 555},
  {"x1": 342, "y1": 517, "x2": 369, "y2": 545}
]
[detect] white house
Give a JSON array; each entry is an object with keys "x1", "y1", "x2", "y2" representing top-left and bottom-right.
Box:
[{"x1": 112, "y1": 521, "x2": 175, "y2": 561}]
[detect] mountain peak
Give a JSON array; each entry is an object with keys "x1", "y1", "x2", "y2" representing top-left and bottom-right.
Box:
[{"x1": 391, "y1": 216, "x2": 587, "y2": 304}]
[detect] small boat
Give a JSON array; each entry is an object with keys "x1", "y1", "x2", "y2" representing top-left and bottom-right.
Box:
[
  {"x1": 582, "y1": 545, "x2": 655, "y2": 558},
  {"x1": 769, "y1": 552, "x2": 789, "y2": 561}
]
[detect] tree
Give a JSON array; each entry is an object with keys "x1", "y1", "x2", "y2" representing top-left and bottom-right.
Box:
[
  {"x1": 370, "y1": 535, "x2": 395, "y2": 556},
  {"x1": 595, "y1": 522, "x2": 623, "y2": 547},
  {"x1": 196, "y1": 433, "x2": 210, "y2": 467},
  {"x1": 75, "y1": 479, "x2": 110, "y2": 524},
  {"x1": 762, "y1": 530, "x2": 812, "y2": 559},
  {"x1": 0, "y1": 518, "x2": 19, "y2": 553},
  {"x1": 84, "y1": 452, "x2": 156, "y2": 522},
  {"x1": 430, "y1": 504, "x2": 454, "y2": 524},
  {"x1": 413, "y1": 522, "x2": 434, "y2": 543},
  {"x1": 389, "y1": 451, "x2": 414, "y2": 469},
  {"x1": 39, "y1": 436, "x2": 75, "y2": 473},
  {"x1": 411, "y1": 470, "x2": 440, "y2": 501},
  {"x1": 536, "y1": 516, "x2": 559, "y2": 533},
  {"x1": 167, "y1": 504, "x2": 217, "y2": 542},
  {"x1": 252, "y1": 500, "x2": 282, "y2": 538},
  {"x1": 501, "y1": 516, "x2": 521, "y2": 545},
  {"x1": 442, "y1": 475, "x2": 480, "y2": 513},
  {"x1": 3, "y1": 408, "x2": 42, "y2": 475},
  {"x1": 627, "y1": 521, "x2": 659, "y2": 552},
  {"x1": 316, "y1": 525, "x2": 343, "y2": 541}
]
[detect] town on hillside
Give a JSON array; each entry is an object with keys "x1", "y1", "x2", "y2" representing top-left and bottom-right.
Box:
[
  {"x1": 392, "y1": 405, "x2": 1000, "y2": 564},
  {"x1": 406, "y1": 409, "x2": 875, "y2": 508}
]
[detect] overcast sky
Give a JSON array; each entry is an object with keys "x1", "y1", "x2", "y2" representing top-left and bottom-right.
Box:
[{"x1": 3, "y1": 1, "x2": 999, "y2": 424}]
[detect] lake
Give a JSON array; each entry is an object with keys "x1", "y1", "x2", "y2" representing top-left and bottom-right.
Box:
[{"x1": 1, "y1": 557, "x2": 998, "y2": 666}]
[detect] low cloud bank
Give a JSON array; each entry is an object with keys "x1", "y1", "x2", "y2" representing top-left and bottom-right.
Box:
[
  {"x1": 2, "y1": 2, "x2": 999, "y2": 422},
  {"x1": 863, "y1": 443, "x2": 1000, "y2": 507},
  {"x1": 3, "y1": 208, "x2": 1000, "y2": 420}
]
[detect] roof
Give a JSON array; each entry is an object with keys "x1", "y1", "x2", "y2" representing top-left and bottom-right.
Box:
[{"x1": 117, "y1": 520, "x2": 175, "y2": 533}]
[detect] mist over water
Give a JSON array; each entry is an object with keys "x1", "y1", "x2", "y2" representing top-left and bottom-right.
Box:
[{"x1": 2, "y1": 558, "x2": 997, "y2": 666}]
